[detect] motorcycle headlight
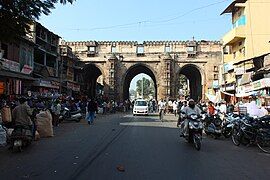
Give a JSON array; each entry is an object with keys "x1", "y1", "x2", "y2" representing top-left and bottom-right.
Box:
[{"x1": 191, "y1": 115, "x2": 198, "y2": 119}]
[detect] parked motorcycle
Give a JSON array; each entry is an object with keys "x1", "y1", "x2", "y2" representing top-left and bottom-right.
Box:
[
  {"x1": 180, "y1": 112, "x2": 204, "y2": 151},
  {"x1": 221, "y1": 113, "x2": 240, "y2": 138},
  {"x1": 59, "y1": 107, "x2": 82, "y2": 122},
  {"x1": 203, "y1": 113, "x2": 222, "y2": 138},
  {"x1": 231, "y1": 115, "x2": 270, "y2": 153},
  {"x1": 10, "y1": 125, "x2": 33, "y2": 152}
]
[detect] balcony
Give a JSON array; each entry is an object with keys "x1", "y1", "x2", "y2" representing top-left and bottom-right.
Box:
[
  {"x1": 224, "y1": 54, "x2": 233, "y2": 63},
  {"x1": 222, "y1": 25, "x2": 246, "y2": 45}
]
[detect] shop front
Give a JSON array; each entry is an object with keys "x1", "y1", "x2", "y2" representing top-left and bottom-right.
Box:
[
  {"x1": 32, "y1": 79, "x2": 60, "y2": 98},
  {"x1": 62, "y1": 81, "x2": 81, "y2": 96},
  {"x1": 0, "y1": 58, "x2": 34, "y2": 97},
  {"x1": 237, "y1": 78, "x2": 270, "y2": 107}
]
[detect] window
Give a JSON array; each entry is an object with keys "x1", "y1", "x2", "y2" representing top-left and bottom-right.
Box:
[
  {"x1": 20, "y1": 47, "x2": 33, "y2": 68},
  {"x1": 214, "y1": 74, "x2": 218, "y2": 80},
  {"x1": 187, "y1": 46, "x2": 195, "y2": 52},
  {"x1": 87, "y1": 46, "x2": 96, "y2": 57},
  {"x1": 111, "y1": 63, "x2": 114, "y2": 69},
  {"x1": 166, "y1": 63, "x2": 170, "y2": 70},
  {"x1": 111, "y1": 45, "x2": 116, "y2": 53},
  {"x1": 187, "y1": 54, "x2": 196, "y2": 58},
  {"x1": 242, "y1": 47, "x2": 245, "y2": 56},
  {"x1": 137, "y1": 45, "x2": 144, "y2": 54},
  {"x1": 214, "y1": 66, "x2": 218, "y2": 72},
  {"x1": 88, "y1": 46, "x2": 96, "y2": 52},
  {"x1": 233, "y1": 52, "x2": 236, "y2": 59},
  {"x1": 165, "y1": 45, "x2": 171, "y2": 53},
  {"x1": 1, "y1": 43, "x2": 8, "y2": 59}
]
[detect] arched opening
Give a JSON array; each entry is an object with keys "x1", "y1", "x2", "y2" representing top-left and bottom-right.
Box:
[
  {"x1": 178, "y1": 64, "x2": 202, "y2": 102},
  {"x1": 83, "y1": 64, "x2": 103, "y2": 98},
  {"x1": 123, "y1": 64, "x2": 157, "y2": 101}
]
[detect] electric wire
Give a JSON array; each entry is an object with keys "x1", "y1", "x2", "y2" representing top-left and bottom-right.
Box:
[{"x1": 62, "y1": 0, "x2": 231, "y2": 32}]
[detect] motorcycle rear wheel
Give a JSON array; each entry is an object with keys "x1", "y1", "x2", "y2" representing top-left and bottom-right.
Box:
[
  {"x1": 257, "y1": 134, "x2": 270, "y2": 154},
  {"x1": 232, "y1": 127, "x2": 241, "y2": 146}
]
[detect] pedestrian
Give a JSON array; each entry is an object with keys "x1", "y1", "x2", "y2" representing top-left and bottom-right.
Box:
[
  {"x1": 53, "y1": 99, "x2": 61, "y2": 126},
  {"x1": 87, "y1": 99, "x2": 97, "y2": 125},
  {"x1": 173, "y1": 101, "x2": 178, "y2": 116}
]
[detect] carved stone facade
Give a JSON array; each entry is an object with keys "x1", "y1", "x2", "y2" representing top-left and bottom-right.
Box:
[{"x1": 62, "y1": 40, "x2": 222, "y2": 102}]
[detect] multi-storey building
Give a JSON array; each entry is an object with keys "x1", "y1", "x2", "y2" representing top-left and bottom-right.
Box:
[
  {"x1": 0, "y1": 33, "x2": 35, "y2": 97},
  {"x1": 31, "y1": 22, "x2": 61, "y2": 97},
  {"x1": 59, "y1": 45, "x2": 84, "y2": 96},
  {"x1": 220, "y1": 0, "x2": 270, "y2": 100}
]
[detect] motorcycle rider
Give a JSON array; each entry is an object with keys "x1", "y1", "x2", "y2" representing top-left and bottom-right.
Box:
[
  {"x1": 181, "y1": 99, "x2": 202, "y2": 136},
  {"x1": 12, "y1": 97, "x2": 33, "y2": 127}
]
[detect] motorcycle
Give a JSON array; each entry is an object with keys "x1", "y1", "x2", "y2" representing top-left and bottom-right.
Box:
[
  {"x1": 180, "y1": 112, "x2": 204, "y2": 151},
  {"x1": 231, "y1": 115, "x2": 270, "y2": 153},
  {"x1": 10, "y1": 125, "x2": 33, "y2": 152},
  {"x1": 221, "y1": 113, "x2": 240, "y2": 138},
  {"x1": 203, "y1": 113, "x2": 222, "y2": 138},
  {"x1": 59, "y1": 107, "x2": 82, "y2": 122}
]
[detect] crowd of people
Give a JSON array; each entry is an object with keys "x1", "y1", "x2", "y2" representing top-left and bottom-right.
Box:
[{"x1": 0, "y1": 94, "x2": 134, "y2": 129}]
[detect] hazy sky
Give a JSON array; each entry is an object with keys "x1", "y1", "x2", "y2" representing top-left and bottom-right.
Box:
[
  {"x1": 39, "y1": 0, "x2": 233, "y2": 91},
  {"x1": 39, "y1": 0, "x2": 232, "y2": 41}
]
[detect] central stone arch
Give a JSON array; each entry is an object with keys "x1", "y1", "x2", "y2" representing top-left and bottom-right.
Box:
[
  {"x1": 178, "y1": 64, "x2": 203, "y2": 102},
  {"x1": 122, "y1": 63, "x2": 158, "y2": 101}
]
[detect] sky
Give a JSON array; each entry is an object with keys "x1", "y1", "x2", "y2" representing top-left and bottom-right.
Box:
[
  {"x1": 39, "y1": 0, "x2": 233, "y2": 91},
  {"x1": 39, "y1": 0, "x2": 232, "y2": 41}
]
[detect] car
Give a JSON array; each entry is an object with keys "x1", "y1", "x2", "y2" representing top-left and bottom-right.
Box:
[{"x1": 133, "y1": 99, "x2": 148, "y2": 116}]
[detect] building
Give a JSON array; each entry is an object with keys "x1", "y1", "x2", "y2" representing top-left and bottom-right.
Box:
[
  {"x1": 0, "y1": 34, "x2": 35, "y2": 97},
  {"x1": 31, "y1": 22, "x2": 61, "y2": 97},
  {"x1": 59, "y1": 44, "x2": 84, "y2": 96},
  {"x1": 63, "y1": 40, "x2": 222, "y2": 102},
  {"x1": 220, "y1": 0, "x2": 270, "y2": 103}
]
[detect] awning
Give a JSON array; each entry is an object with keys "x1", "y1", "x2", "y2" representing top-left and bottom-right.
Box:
[
  {"x1": 221, "y1": 0, "x2": 247, "y2": 15},
  {"x1": 240, "y1": 73, "x2": 252, "y2": 85},
  {"x1": 0, "y1": 70, "x2": 35, "y2": 81},
  {"x1": 233, "y1": 53, "x2": 270, "y2": 65}
]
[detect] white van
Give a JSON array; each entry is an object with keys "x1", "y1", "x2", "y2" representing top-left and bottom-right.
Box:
[{"x1": 133, "y1": 99, "x2": 148, "y2": 116}]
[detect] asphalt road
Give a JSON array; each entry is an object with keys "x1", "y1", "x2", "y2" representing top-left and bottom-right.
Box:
[{"x1": 0, "y1": 113, "x2": 270, "y2": 180}]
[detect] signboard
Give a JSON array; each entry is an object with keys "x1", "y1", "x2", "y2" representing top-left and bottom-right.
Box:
[
  {"x1": 239, "y1": 78, "x2": 270, "y2": 93},
  {"x1": 234, "y1": 67, "x2": 245, "y2": 75},
  {"x1": 34, "y1": 79, "x2": 60, "y2": 89},
  {"x1": 0, "y1": 58, "x2": 20, "y2": 72},
  {"x1": 224, "y1": 63, "x2": 234, "y2": 73},
  {"x1": 21, "y1": 65, "x2": 33, "y2": 74},
  {"x1": 67, "y1": 82, "x2": 80, "y2": 92}
]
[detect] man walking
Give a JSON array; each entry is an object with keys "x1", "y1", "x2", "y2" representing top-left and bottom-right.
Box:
[{"x1": 87, "y1": 99, "x2": 97, "y2": 125}]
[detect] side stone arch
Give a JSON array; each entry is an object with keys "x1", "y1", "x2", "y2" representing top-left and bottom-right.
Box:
[
  {"x1": 175, "y1": 63, "x2": 206, "y2": 101},
  {"x1": 83, "y1": 63, "x2": 105, "y2": 98}
]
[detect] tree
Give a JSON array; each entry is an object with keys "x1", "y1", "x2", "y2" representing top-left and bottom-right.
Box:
[
  {"x1": 0, "y1": 0, "x2": 75, "y2": 42},
  {"x1": 136, "y1": 77, "x2": 155, "y2": 99}
]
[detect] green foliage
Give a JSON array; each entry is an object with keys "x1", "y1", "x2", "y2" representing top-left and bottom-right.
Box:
[
  {"x1": 0, "y1": 0, "x2": 75, "y2": 42},
  {"x1": 136, "y1": 77, "x2": 155, "y2": 99}
]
